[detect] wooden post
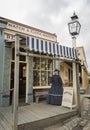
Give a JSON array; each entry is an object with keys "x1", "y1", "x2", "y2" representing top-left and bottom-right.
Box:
[
  {"x1": 72, "y1": 37, "x2": 78, "y2": 106},
  {"x1": 72, "y1": 36, "x2": 80, "y2": 112},
  {"x1": 76, "y1": 62, "x2": 81, "y2": 116},
  {"x1": 13, "y1": 35, "x2": 19, "y2": 130}
]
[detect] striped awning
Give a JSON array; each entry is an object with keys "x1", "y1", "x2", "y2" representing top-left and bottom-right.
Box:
[{"x1": 26, "y1": 36, "x2": 78, "y2": 59}]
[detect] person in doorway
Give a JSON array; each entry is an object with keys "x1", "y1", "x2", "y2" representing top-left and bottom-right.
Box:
[{"x1": 47, "y1": 69, "x2": 63, "y2": 105}]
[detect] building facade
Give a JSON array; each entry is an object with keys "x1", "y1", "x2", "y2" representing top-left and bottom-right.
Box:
[
  {"x1": 76, "y1": 46, "x2": 88, "y2": 90},
  {"x1": 0, "y1": 17, "x2": 78, "y2": 107},
  {"x1": 60, "y1": 61, "x2": 73, "y2": 86}
]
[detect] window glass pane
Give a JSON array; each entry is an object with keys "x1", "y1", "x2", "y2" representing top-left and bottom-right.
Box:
[
  {"x1": 12, "y1": 47, "x2": 26, "y2": 61},
  {"x1": 19, "y1": 48, "x2": 26, "y2": 61},
  {"x1": 41, "y1": 71, "x2": 47, "y2": 86},
  {"x1": 33, "y1": 57, "x2": 53, "y2": 86},
  {"x1": 33, "y1": 70, "x2": 40, "y2": 86},
  {"x1": 33, "y1": 57, "x2": 40, "y2": 86},
  {"x1": 48, "y1": 59, "x2": 53, "y2": 85},
  {"x1": 33, "y1": 57, "x2": 40, "y2": 69},
  {"x1": 41, "y1": 59, "x2": 47, "y2": 71},
  {"x1": 48, "y1": 59, "x2": 53, "y2": 70},
  {"x1": 48, "y1": 71, "x2": 53, "y2": 85}
]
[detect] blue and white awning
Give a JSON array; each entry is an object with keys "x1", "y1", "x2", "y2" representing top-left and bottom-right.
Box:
[{"x1": 26, "y1": 36, "x2": 78, "y2": 59}]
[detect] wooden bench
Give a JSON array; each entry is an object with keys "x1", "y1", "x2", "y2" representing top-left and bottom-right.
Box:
[
  {"x1": 35, "y1": 91, "x2": 48, "y2": 103},
  {"x1": 33, "y1": 87, "x2": 50, "y2": 103}
]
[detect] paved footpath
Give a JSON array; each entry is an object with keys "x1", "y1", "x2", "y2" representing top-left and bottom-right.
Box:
[
  {"x1": 44, "y1": 96, "x2": 90, "y2": 130},
  {"x1": 44, "y1": 116, "x2": 80, "y2": 130}
]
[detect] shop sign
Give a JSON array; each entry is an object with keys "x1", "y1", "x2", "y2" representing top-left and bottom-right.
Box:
[{"x1": 6, "y1": 22, "x2": 57, "y2": 42}]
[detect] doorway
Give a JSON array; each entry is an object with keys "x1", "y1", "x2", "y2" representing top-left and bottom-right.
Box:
[
  {"x1": 19, "y1": 63, "x2": 26, "y2": 102},
  {"x1": 10, "y1": 62, "x2": 26, "y2": 104}
]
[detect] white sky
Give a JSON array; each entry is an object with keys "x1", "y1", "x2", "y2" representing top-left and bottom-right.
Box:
[{"x1": 0, "y1": 0, "x2": 90, "y2": 71}]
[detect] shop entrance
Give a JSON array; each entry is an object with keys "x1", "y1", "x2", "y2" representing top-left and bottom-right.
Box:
[
  {"x1": 19, "y1": 63, "x2": 26, "y2": 102},
  {"x1": 10, "y1": 62, "x2": 26, "y2": 104}
]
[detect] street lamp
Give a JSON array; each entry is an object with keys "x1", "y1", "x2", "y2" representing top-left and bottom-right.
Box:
[
  {"x1": 68, "y1": 12, "x2": 81, "y2": 37},
  {"x1": 68, "y1": 12, "x2": 81, "y2": 110}
]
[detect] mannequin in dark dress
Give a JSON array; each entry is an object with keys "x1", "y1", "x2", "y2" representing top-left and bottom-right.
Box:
[{"x1": 47, "y1": 69, "x2": 63, "y2": 105}]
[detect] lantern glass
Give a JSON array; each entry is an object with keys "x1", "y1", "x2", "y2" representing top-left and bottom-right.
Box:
[{"x1": 68, "y1": 21, "x2": 81, "y2": 36}]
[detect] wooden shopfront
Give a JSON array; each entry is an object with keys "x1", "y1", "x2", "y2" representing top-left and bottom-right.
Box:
[{"x1": 0, "y1": 17, "x2": 78, "y2": 106}]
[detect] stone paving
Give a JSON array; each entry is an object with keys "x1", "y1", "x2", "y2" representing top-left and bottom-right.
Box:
[
  {"x1": 62, "y1": 96, "x2": 90, "y2": 130},
  {"x1": 44, "y1": 95, "x2": 90, "y2": 130},
  {"x1": 81, "y1": 97, "x2": 90, "y2": 130},
  {"x1": 58, "y1": 117, "x2": 81, "y2": 130},
  {"x1": 64, "y1": 97, "x2": 90, "y2": 130}
]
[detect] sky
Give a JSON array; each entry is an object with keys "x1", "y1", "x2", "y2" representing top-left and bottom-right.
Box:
[{"x1": 0, "y1": 0, "x2": 90, "y2": 72}]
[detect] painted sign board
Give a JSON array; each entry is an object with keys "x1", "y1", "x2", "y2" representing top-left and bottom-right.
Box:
[
  {"x1": 6, "y1": 22, "x2": 57, "y2": 42},
  {"x1": 62, "y1": 87, "x2": 74, "y2": 109}
]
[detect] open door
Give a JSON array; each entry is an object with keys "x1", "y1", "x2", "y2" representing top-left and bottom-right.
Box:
[
  {"x1": 19, "y1": 63, "x2": 26, "y2": 103},
  {"x1": 10, "y1": 62, "x2": 26, "y2": 105}
]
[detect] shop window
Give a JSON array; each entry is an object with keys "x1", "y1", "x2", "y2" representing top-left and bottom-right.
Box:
[
  {"x1": 12, "y1": 47, "x2": 26, "y2": 61},
  {"x1": 41, "y1": 58, "x2": 47, "y2": 86},
  {"x1": 33, "y1": 57, "x2": 53, "y2": 86},
  {"x1": 33, "y1": 57, "x2": 40, "y2": 86},
  {"x1": 48, "y1": 59, "x2": 53, "y2": 70},
  {"x1": 41, "y1": 71, "x2": 47, "y2": 86},
  {"x1": 33, "y1": 71, "x2": 40, "y2": 86},
  {"x1": 33, "y1": 57, "x2": 40, "y2": 70},
  {"x1": 19, "y1": 48, "x2": 26, "y2": 61}
]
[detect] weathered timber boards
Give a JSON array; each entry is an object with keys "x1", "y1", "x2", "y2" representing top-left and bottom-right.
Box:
[{"x1": 0, "y1": 102, "x2": 77, "y2": 128}]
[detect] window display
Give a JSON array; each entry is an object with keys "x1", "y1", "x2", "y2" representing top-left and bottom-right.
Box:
[
  {"x1": 41, "y1": 71, "x2": 47, "y2": 86},
  {"x1": 33, "y1": 57, "x2": 53, "y2": 87},
  {"x1": 41, "y1": 59, "x2": 47, "y2": 70},
  {"x1": 33, "y1": 57, "x2": 40, "y2": 69},
  {"x1": 33, "y1": 70, "x2": 40, "y2": 86},
  {"x1": 48, "y1": 71, "x2": 53, "y2": 85},
  {"x1": 48, "y1": 59, "x2": 53, "y2": 70}
]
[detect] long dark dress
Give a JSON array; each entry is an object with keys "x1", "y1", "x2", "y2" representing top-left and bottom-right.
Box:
[{"x1": 47, "y1": 74, "x2": 63, "y2": 105}]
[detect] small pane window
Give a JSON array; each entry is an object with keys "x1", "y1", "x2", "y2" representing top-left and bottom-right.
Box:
[
  {"x1": 12, "y1": 47, "x2": 26, "y2": 61},
  {"x1": 33, "y1": 57, "x2": 53, "y2": 86}
]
